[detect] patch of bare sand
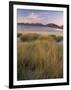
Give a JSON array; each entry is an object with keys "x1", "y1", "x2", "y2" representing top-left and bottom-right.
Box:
[{"x1": 17, "y1": 31, "x2": 63, "y2": 36}]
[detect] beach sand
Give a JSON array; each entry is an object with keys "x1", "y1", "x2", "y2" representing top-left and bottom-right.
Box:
[{"x1": 17, "y1": 31, "x2": 63, "y2": 36}]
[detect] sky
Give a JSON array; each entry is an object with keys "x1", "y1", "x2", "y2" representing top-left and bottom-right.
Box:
[{"x1": 17, "y1": 9, "x2": 63, "y2": 26}]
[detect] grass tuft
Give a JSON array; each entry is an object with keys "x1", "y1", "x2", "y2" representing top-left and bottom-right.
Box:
[{"x1": 17, "y1": 33, "x2": 63, "y2": 80}]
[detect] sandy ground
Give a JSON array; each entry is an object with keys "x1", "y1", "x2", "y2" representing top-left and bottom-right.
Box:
[{"x1": 17, "y1": 31, "x2": 63, "y2": 36}]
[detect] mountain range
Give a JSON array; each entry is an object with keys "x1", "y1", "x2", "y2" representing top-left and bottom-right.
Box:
[{"x1": 17, "y1": 23, "x2": 63, "y2": 29}]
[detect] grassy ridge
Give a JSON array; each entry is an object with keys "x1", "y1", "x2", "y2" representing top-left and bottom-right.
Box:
[
  {"x1": 17, "y1": 33, "x2": 63, "y2": 80},
  {"x1": 18, "y1": 33, "x2": 63, "y2": 42}
]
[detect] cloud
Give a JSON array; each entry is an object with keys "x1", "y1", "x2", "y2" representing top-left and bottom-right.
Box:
[
  {"x1": 17, "y1": 12, "x2": 48, "y2": 25},
  {"x1": 17, "y1": 12, "x2": 63, "y2": 26},
  {"x1": 28, "y1": 12, "x2": 39, "y2": 19}
]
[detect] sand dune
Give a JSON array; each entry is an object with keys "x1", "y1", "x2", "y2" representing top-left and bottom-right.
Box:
[{"x1": 17, "y1": 31, "x2": 63, "y2": 36}]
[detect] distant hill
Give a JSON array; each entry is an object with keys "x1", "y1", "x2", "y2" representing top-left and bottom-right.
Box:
[
  {"x1": 46, "y1": 23, "x2": 63, "y2": 29},
  {"x1": 17, "y1": 23, "x2": 44, "y2": 26},
  {"x1": 17, "y1": 23, "x2": 63, "y2": 29},
  {"x1": 60, "y1": 25, "x2": 63, "y2": 29}
]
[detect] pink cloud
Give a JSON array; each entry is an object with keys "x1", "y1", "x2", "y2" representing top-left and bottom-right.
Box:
[
  {"x1": 17, "y1": 12, "x2": 63, "y2": 26},
  {"x1": 17, "y1": 12, "x2": 47, "y2": 25}
]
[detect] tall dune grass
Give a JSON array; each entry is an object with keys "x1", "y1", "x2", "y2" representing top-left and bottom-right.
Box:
[
  {"x1": 17, "y1": 33, "x2": 63, "y2": 80},
  {"x1": 18, "y1": 33, "x2": 63, "y2": 42}
]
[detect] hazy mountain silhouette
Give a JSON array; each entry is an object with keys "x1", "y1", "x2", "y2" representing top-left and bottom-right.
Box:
[
  {"x1": 46, "y1": 23, "x2": 63, "y2": 29},
  {"x1": 17, "y1": 23, "x2": 63, "y2": 29}
]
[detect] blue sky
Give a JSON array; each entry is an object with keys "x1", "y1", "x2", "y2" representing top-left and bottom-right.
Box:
[{"x1": 17, "y1": 9, "x2": 63, "y2": 26}]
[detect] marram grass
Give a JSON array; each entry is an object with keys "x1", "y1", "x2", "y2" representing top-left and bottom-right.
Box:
[{"x1": 17, "y1": 33, "x2": 63, "y2": 80}]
